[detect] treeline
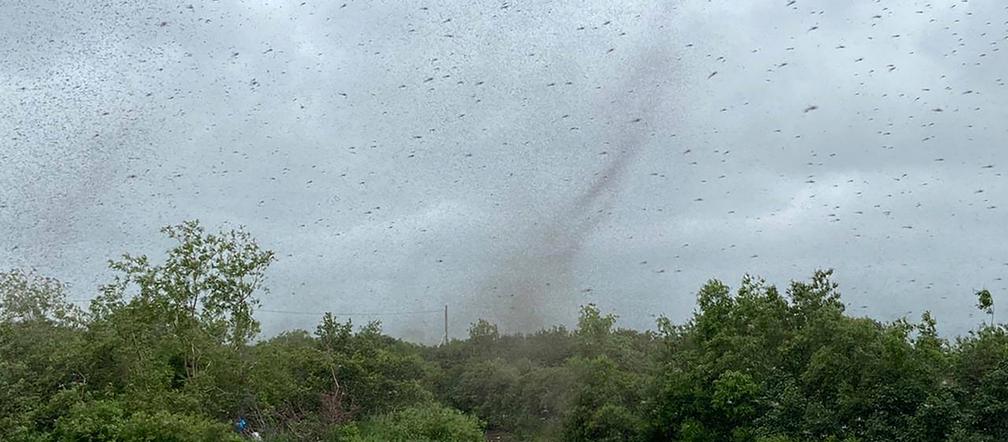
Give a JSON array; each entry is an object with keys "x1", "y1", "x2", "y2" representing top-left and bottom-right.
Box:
[{"x1": 1, "y1": 221, "x2": 1006, "y2": 441}]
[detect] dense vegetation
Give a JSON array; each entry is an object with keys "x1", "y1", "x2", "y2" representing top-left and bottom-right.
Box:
[{"x1": 2, "y1": 221, "x2": 1006, "y2": 441}]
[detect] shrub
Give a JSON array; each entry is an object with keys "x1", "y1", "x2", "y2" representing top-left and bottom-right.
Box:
[
  {"x1": 53, "y1": 400, "x2": 126, "y2": 441},
  {"x1": 120, "y1": 410, "x2": 242, "y2": 441},
  {"x1": 338, "y1": 403, "x2": 484, "y2": 442}
]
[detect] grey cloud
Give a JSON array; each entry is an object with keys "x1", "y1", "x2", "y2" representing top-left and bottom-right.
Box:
[{"x1": 2, "y1": 0, "x2": 1006, "y2": 342}]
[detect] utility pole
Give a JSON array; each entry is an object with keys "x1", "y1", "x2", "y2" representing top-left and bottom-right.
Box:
[{"x1": 443, "y1": 304, "x2": 449, "y2": 346}]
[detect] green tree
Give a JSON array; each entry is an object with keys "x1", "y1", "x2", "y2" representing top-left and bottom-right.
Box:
[
  {"x1": 0, "y1": 271, "x2": 87, "y2": 440},
  {"x1": 468, "y1": 319, "x2": 500, "y2": 347},
  {"x1": 338, "y1": 403, "x2": 485, "y2": 442},
  {"x1": 98, "y1": 220, "x2": 275, "y2": 348},
  {"x1": 93, "y1": 219, "x2": 275, "y2": 385},
  {"x1": 977, "y1": 289, "x2": 994, "y2": 326},
  {"x1": 0, "y1": 269, "x2": 82, "y2": 325}
]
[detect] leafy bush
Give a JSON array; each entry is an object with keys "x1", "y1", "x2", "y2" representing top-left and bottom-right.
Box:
[
  {"x1": 338, "y1": 403, "x2": 484, "y2": 442},
  {"x1": 53, "y1": 400, "x2": 126, "y2": 441},
  {"x1": 120, "y1": 410, "x2": 242, "y2": 441},
  {"x1": 52, "y1": 399, "x2": 241, "y2": 442},
  {"x1": 6, "y1": 225, "x2": 1008, "y2": 441}
]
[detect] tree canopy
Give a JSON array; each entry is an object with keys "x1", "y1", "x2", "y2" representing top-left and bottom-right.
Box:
[{"x1": 2, "y1": 220, "x2": 1006, "y2": 441}]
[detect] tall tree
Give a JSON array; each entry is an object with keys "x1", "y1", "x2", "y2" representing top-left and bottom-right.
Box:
[
  {"x1": 0, "y1": 268, "x2": 81, "y2": 325},
  {"x1": 93, "y1": 220, "x2": 275, "y2": 382}
]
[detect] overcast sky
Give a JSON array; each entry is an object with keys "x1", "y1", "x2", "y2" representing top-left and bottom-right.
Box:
[{"x1": 2, "y1": 0, "x2": 1006, "y2": 342}]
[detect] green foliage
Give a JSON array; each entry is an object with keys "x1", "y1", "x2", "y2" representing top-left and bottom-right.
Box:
[
  {"x1": 646, "y1": 271, "x2": 1008, "y2": 442},
  {"x1": 977, "y1": 289, "x2": 995, "y2": 325},
  {"x1": 563, "y1": 356, "x2": 647, "y2": 442},
  {"x1": 4, "y1": 223, "x2": 1008, "y2": 442},
  {"x1": 120, "y1": 410, "x2": 243, "y2": 441},
  {"x1": 0, "y1": 318, "x2": 87, "y2": 440},
  {"x1": 244, "y1": 317, "x2": 435, "y2": 439},
  {"x1": 468, "y1": 318, "x2": 500, "y2": 347},
  {"x1": 977, "y1": 289, "x2": 993, "y2": 313},
  {"x1": 52, "y1": 399, "x2": 125, "y2": 441},
  {"x1": 50, "y1": 400, "x2": 240, "y2": 442},
  {"x1": 0, "y1": 268, "x2": 82, "y2": 325},
  {"x1": 338, "y1": 403, "x2": 484, "y2": 442},
  {"x1": 96, "y1": 219, "x2": 275, "y2": 348}
]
